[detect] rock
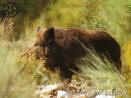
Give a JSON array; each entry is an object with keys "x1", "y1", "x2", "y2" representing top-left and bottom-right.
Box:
[
  {"x1": 57, "y1": 90, "x2": 69, "y2": 98},
  {"x1": 35, "y1": 84, "x2": 59, "y2": 97},
  {"x1": 40, "y1": 84, "x2": 58, "y2": 94},
  {"x1": 35, "y1": 83, "x2": 87, "y2": 98}
]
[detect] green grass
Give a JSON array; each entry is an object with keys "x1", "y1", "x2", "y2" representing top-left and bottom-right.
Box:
[
  {"x1": 0, "y1": 45, "x2": 38, "y2": 98},
  {"x1": 72, "y1": 41, "x2": 130, "y2": 97}
]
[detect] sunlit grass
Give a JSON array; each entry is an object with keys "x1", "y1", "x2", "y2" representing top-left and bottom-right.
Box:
[
  {"x1": 73, "y1": 41, "x2": 131, "y2": 97},
  {"x1": 0, "y1": 45, "x2": 38, "y2": 98}
]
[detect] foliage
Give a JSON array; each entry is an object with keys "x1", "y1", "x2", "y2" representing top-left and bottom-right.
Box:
[
  {"x1": 123, "y1": 42, "x2": 131, "y2": 71},
  {"x1": 100, "y1": 0, "x2": 131, "y2": 45},
  {"x1": 81, "y1": 0, "x2": 131, "y2": 45},
  {"x1": 0, "y1": 0, "x2": 57, "y2": 40},
  {"x1": 43, "y1": 0, "x2": 82, "y2": 27},
  {"x1": 0, "y1": 18, "x2": 14, "y2": 40},
  {"x1": 18, "y1": 47, "x2": 62, "y2": 84},
  {"x1": 75, "y1": 44, "x2": 130, "y2": 97},
  {"x1": 80, "y1": 0, "x2": 109, "y2": 30},
  {"x1": 18, "y1": 55, "x2": 61, "y2": 84},
  {"x1": 0, "y1": 45, "x2": 37, "y2": 98},
  {"x1": 123, "y1": 41, "x2": 131, "y2": 95}
]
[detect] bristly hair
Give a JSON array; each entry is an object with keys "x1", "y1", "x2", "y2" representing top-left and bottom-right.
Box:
[{"x1": 44, "y1": 27, "x2": 55, "y2": 41}]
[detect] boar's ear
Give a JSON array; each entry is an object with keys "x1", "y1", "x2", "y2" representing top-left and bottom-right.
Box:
[
  {"x1": 44, "y1": 27, "x2": 55, "y2": 42},
  {"x1": 36, "y1": 26, "x2": 41, "y2": 32}
]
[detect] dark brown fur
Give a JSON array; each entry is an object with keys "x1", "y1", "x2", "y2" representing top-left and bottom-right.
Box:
[{"x1": 32, "y1": 27, "x2": 122, "y2": 79}]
